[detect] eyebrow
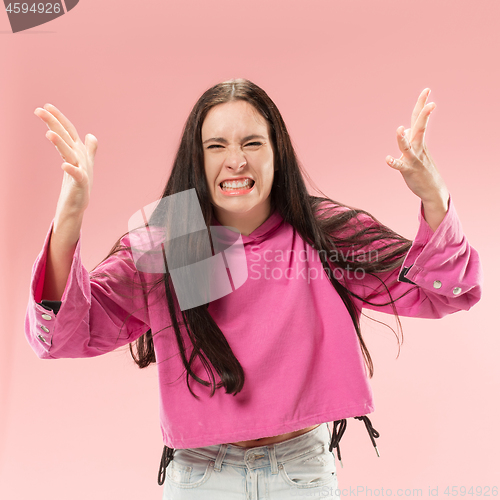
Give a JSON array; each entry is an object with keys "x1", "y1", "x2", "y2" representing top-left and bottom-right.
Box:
[{"x1": 202, "y1": 134, "x2": 266, "y2": 145}]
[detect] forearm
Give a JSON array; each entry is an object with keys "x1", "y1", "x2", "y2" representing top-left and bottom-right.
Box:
[{"x1": 41, "y1": 210, "x2": 84, "y2": 301}]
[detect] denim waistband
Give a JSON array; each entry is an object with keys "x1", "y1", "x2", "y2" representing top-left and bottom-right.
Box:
[{"x1": 184, "y1": 422, "x2": 331, "y2": 469}]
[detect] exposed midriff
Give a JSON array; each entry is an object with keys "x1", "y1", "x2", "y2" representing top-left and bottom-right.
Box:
[{"x1": 228, "y1": 424, "x2": 321, "y2": 448}]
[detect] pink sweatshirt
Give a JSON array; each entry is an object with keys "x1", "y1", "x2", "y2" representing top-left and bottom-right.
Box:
[{"x1": 25, "y1": 195, "x2": 482, "y2": 449}]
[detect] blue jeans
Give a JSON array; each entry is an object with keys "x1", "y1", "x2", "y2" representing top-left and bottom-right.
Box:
[{"x1": 162, "y1": 422, "x2": 340, "y2": 499}]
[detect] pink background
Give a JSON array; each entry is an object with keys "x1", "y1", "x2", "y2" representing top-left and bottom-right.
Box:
[{"x1": 1, "y1": 0, "x2": 498, "y2": 498}]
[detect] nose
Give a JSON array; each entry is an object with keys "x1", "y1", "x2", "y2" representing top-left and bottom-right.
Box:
[
  {"x1": 230, "y1": 160, "x2": 247, "y2": 172},
  {"x1": 223, "y1": 148, "x2": 247, "y2": 172}
]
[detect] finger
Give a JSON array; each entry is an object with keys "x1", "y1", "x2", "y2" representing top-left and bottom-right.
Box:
[
  {"x1": 46, "y1": 130, "x2": 79, "y2": 165},
  {"x1": 61, "y1": 162, "x2": 84, "y2": 183},
  {"x1": 386, "y1": 126, "x2": 419, "y2": 171},
  {"x1": 385, "y1": 154, "x2": 409, "y2": 172},
  {"x1": 410, "y1": 88, "x2": 431, "y2": 135},
  {"x1": 396, "y1": 126, "x2": 419, "y2": 164},
  {"x1": 411, "y1": 102, "x2": 436, "y2": 152},
  {"x1": 35, "y1": 107, "x2": 76, "y2": 148},
  {"x1": 40, "y1": 103, "x2": 81, "y2": 144},
  {"x1": 85, "y1": 134, "x2": 98, "y2": 161}
]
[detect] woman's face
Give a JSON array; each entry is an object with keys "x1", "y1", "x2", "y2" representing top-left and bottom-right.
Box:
[{"x1": 201, "y1": 100, "x2": 275, "y2": 225}]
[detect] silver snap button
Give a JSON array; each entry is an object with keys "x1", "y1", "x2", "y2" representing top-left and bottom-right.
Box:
[
  {"x1": 433, "y1": 280, "x2": 442, "y2": 289},
  {"x1": 41, "y1": 314, "x2": 52, "y2": 321},
  {"x1": 37, "y1": 334, "x2": 47, "y2": 343},
  {"x1": 453, "y1": 287, "x2": 462, "y2": 295},
  {"x1": 40, "y1": 325, "x2": 50, "y2": 333}
]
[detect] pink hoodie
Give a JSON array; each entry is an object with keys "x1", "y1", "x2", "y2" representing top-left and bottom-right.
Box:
[{"x1": 25, "y1": 195, "x2": 482, "y2": 449}]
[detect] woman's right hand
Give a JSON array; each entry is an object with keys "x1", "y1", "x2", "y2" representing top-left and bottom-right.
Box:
[
  {"x1": 35, "y1": 104, "x2": 98, "y2": 301},
  {"x1": 34, "y1": 103, "x2": 98, "y2": 216}
]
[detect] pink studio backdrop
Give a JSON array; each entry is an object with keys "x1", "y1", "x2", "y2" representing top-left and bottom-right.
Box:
[{"x1": 1, "y1": 1, "x2": 498, "y2": 499}]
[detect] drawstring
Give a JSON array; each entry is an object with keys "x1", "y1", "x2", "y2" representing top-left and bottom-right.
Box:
[
  {"x1": 354, "y1": 415, "x2": 380, "y2": 457},
  {"x1": 158, "y1": 446, "x2": 175, "y2": 485},
  {"x1": 329, "y1": 419, "x2": 347, "y2": 468},
  {"x1": 329, "y1": 415, "x2": 380, "y2": 468}
]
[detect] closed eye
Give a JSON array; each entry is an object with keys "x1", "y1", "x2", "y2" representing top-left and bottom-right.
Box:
[{"x1": 206, "y1": 142, "x2": 262, "y2": 149}]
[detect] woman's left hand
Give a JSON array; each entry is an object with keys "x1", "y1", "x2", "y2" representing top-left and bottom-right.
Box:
[{"x1": 386, "y1": 88, "x2": 449, "y2": 208}]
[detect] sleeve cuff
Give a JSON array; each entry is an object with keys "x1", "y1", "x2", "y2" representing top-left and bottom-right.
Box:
[
  {"x1": 398, "y1": 194, "x2": 454, "y2": 282},
  {"x1": 395, "y1": 193, "x2": 482, "y2": 301},
  {"x1": 27, "y1": 219, "x2": 84, "y2": 355}
]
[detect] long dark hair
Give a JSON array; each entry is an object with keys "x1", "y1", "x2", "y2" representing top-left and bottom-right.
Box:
[{"x1": 93, "y1": 78, "x2": 415, "y2": 399}]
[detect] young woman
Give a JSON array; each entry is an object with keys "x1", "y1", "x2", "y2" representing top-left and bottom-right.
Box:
[{"x1": 26, "y1": 79, "x2": 482, "y2": 499}]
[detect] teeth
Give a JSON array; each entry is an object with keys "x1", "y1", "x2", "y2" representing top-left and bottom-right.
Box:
[{"x1": 221, "y1": 179, "x2": 253, "y2": 189}]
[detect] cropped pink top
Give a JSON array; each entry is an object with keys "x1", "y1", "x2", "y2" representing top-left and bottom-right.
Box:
[{"x1": 25, "y1": 195, "x2": 482, "y2": 454}]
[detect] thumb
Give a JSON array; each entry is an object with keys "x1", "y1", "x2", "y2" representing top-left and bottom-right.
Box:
[{"x1": 85, "y1": 134, "x2": 98, "y2": 158}]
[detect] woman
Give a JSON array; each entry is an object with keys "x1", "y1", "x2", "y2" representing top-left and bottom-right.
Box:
[{"x1": 26, "y1": 79, "x2": 482, "y2": 499}]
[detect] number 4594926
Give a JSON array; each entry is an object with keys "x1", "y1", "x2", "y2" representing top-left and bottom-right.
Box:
[
  {"x1": 444, "y1": 485, "x2": 498, "y2": 496},
  {"x1": 6, "y1": 3, "x2": 62, "y2": 14}
]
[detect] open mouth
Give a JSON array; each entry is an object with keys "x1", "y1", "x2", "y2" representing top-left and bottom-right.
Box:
[{"x1": 219, "y1": 179, "x2": 255, "y2": 191}]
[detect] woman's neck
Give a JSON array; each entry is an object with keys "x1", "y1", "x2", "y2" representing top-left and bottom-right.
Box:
[{"x1": 213, "y1": 202, "x2": 273, "y2": 236}]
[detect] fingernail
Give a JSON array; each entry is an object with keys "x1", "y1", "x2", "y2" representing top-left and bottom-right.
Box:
[{"x1": 388, "y1": 157, "x2": 394, "y2": 164}]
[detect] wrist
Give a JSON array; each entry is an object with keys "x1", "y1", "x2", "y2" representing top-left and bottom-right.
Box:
[
  {"x1": 421, "y1": 192, "x2": 450, "y2": 232},
  {"x1": 421, "y1": 189, "x2": 450, "y2": 212}
]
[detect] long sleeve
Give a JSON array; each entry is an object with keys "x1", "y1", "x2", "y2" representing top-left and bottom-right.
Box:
[
  {"x1": 333, "y1": 194, "x2": 483, "y2": 319},
  {"x1": 25, "y1": 219, "x2": 151, "y2": 359}
]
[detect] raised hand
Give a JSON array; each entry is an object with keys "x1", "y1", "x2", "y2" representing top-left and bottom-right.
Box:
[
  {"x1": 34, "y1": 104, "x2": 98, "y2": 301},
  {"x1": 385, "y1": 89, "x2": 449, "y2": 209},
  {"x1": 34, "y1": 103, "x2": 98, "y2": 215}
]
